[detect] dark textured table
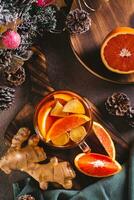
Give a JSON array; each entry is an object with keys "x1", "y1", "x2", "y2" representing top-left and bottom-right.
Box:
[{"x1": 0, "y1": 32, "x2": 134, "y2": 200}]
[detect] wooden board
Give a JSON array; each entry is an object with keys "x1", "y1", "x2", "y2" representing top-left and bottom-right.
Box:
[
  {"x1": 70, "y1": 0, "x2": 134, "y2": 84},
  {"x1": 4, "y1": 47, "x2": 129, "y2": 190}
]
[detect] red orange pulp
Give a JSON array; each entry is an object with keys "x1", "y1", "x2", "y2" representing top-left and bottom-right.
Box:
[
  {"x1": 101, "y1": 27, "x2": 134, "y2": 74},
  {"x1": 75, "y1": 153, "x2": 122, "y2": 177},
  {"x1": 93, "y1": 122, "x2": 115, "y2": 160}
]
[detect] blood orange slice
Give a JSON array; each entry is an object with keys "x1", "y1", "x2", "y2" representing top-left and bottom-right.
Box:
[
  {"x1": 46, "y1": 114, "x2": 90, "y2": 142},
  {"x1": 75, "y1": 153, "x2": 122, "y2": 177},
  {"x1": 37, "y1": 100, "x2": 56, "y2": 138},
  {"x1": 93, "y1": 122, "x2": 115, "y2": 160},
  {"x1": 101, "y1": 27, "x2": 134, "y2": 74}
]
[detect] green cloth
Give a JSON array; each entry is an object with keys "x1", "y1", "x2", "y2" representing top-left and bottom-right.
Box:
[{"x1": 13, "y1": 144, "x2": 134, "y2": 200}]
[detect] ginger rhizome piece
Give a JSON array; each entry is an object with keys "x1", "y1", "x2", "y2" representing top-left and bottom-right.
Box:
[
  {"x1": 0, "y1": 128, "x2": 46, "y2": 174},
  {"x1": 0, "y1": 128, "x2": 75, "y2": 190}
]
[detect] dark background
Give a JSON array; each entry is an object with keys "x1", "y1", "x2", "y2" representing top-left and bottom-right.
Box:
[{"x1": 0, "y1": 32, "x2": 134, "y2": 200}]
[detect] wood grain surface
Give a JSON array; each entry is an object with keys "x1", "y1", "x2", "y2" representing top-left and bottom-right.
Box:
[{"x1": 70, "y1": 0, "x2": 134, "y2": 83}]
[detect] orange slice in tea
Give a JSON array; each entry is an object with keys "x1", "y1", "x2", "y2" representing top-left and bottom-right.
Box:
[
  {"x1": 93, "y1": 122, "x2": 116, "y2": 160},
  {"x1": 37, "y1": 100, "x2": 56, "y2": 138},
  {"x1": 63, "y1": 99, "x2": 85, "y2": 114},
  {"x1": 51, "y1": 101, "x2": 68, "y2": 117},
  {"x1": 75, "y1": 153, "x2": 122, "y2": 177},
  {"x1": 101, "y1": 27, "x2": 134, "y2": 74},
  {"x1": 51, "y1": 132, "x2": 70, "y2": 146},
  {"x1": 70, "y1": 126, "x2": 87, "y2": 143},
  {"x1": 38, "y1": 106, "x2": 52, "y2": 138},
  {"x1": 54, "y1": 93, "x2": 72, "y2": 102},
  {"x1": 46, "y1": 114, "x2": 90, "y2": 142}
]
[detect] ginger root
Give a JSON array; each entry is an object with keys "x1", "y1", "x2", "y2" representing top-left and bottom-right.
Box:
[
  {"x1": 0, "y1": 128, "x2": 75, "y2": 190},
  {"x1": 0, "y1": 128, "x2": 46, "y2": 174},
  {"x1": 25, "y1": 157, "x2": 76, "y2": 190}
]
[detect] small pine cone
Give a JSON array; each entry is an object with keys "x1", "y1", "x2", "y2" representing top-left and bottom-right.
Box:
[
  {"x1": 0, "y1": 50, "x2": 13, "y2": 69},
  {"x1": 18, "y1": 195, "x2": 35, "y2": 200},
  {"x1": 4, "y1": 67, "x2": 26, "y2": 87},
  {"x1": 125, "y1": 107, "x2": 134, "y2": 127},
  {"x1": 16, "y1": 50, "x2": 33, "y2": 61},
  {"x1": 105, "y1": 92, "x2": 130, "y2": 116},
  {"x1": 0, "y1": 86, "x2": 15, "y2": 111},
  {"x1": 4, "y1": 56, "x2": 24, "y2": 74},
  {"x1": 66, "y1": 8, "x2": 91, "y2": 34}
]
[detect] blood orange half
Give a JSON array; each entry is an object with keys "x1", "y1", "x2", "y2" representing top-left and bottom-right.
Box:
[
  {"x1": 75, "y1": 153, "x2": 122, "y2": 177},
  {"x1": 101, "y1": 27, "x2": 134, "y2": 74}
]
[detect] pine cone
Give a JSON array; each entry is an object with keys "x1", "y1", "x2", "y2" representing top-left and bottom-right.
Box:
[
  {"x1": 4, "y1": 56, "x2": 24, "y2": 74},
  {"x1": 0, "y1": 86, "x2": 15, "y2": 111},
  {"x1": 15, "y1": 49, "x2": 33, "y2": 61},
  {"x1": 66, "y1": 8, "x2": 91, "y2": 34},
  {"x1": 105, "y1": 92, "x2": 130, "y2": 116},
  {"x1": 4, "y1": 67, "x2": 26, "y2": 86},
  {"x1": 0, "y1": 49, "x2": 13, "y2": 70},
  {"x1": 18, "y1": 194, "x2": 35, "y2": 200},
  {"x1": 125, "y1": 107, "x2": 134, "y2": 127}
]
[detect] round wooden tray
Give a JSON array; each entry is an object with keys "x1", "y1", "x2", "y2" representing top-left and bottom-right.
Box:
[{"x1": 70, "y1": 0, "x2": 134, "y2": 84}]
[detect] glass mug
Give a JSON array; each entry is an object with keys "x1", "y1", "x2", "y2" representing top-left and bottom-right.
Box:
[{"x1": 34, "y1": 90, "x2": 93, "y2": 152}]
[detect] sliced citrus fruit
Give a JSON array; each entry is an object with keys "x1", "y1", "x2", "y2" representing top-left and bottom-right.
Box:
[
  {"x1": 46, "y1": 114, "x2": 90, "y2": 142},
  {"x1": 101, "y1": 27, "x2": 134, "y2": 74},
  {"x1": 51, "y1": 101, "x2": 68, "y2": 117},
  {"x1": 70, "y1": 126, "x2": 87, "y2": 143},
  {"x1": 37, "y1": 100, "x2": 56, "y2": 138},
  {"x1": 54, "y1": 93, "x2": 72, "y2": 101},
  {"x1": 51, "y1": 132, "x2": 70, "y2": 146},
  {"x1": 92, "y1": 122, "x2": 115, "y2": 160},
  {"x1": 63, "y1": 99, "x2": 85, "y2": 114},
  {"x1": 38, "y1": 106, "x2": 52, "y2": 138},
  {"x1": 75, "y1": 153, "x2": 122, "y2": 177}
]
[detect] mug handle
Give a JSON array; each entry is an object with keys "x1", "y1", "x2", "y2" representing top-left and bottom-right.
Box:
[
  {"x1": 78, "y1": 140, "x2": 91, "y2": 153},
  {"x1": 77, "y1": 97, "x2": 93, "y2": 153}
]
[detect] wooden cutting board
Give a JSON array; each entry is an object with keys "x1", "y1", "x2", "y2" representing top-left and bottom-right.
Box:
[
  {"x1": 4, "y1": 47, "x2": 129, "y2": 189},
  {"x1": 70, "y1": 0, "x2": 134, "y2": 84}
]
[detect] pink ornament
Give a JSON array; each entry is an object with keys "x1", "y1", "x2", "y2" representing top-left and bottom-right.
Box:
[
  {"x1": 36, "y1": 0, "x2": 54, "y2": 7},
  {"x1": 2, "y1": 30, "x2": 21, "y2": 49},
  {"x1": 37, "y1": 0, "x2": 45, "y2": 6}
]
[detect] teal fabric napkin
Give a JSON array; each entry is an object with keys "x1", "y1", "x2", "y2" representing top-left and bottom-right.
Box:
[{"x1": 13, "y1": 144, "x2": 134, "y2": 200}]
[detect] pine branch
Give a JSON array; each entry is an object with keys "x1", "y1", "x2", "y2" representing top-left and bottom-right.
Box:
[{"x1": 0, "y1": 0, "x2": 58, "y2": 76}]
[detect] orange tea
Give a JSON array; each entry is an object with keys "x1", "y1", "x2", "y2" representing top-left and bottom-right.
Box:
[{"x1": 34, "y1": 90, "x2": 92, "y2": 148}]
